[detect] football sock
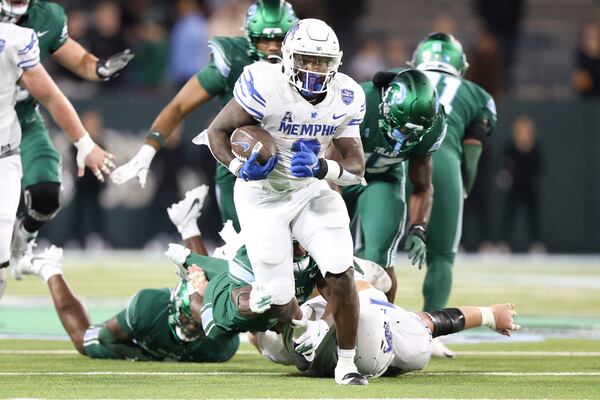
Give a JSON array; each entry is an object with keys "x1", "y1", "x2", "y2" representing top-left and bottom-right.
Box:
[
  {"x1": 422, "y1": 254, "x2": 454, "y2": 312},
  {"x1": 335, "y1": 347, "x2": 358, "y2": 375}
]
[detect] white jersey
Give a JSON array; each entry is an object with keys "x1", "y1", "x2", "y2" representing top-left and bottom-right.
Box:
[
  {"x1": 0, "y1": 23, "x2": 39, "y2": 154},
  {"x1": 233, "y1": 61, "x2": 366, "y2": 191}
]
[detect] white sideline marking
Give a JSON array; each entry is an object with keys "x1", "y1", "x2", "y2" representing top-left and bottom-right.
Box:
[
  {"x1": 1, "y1": 371, "x2": 600, "y2": 377},
  {"x1": 4, "y1": 349, "x2": 600, "y2": 357}
]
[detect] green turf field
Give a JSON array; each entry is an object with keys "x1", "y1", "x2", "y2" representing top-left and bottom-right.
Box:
[{"x1": 1, "y1": 253, "x2": 600, "y2": 399}]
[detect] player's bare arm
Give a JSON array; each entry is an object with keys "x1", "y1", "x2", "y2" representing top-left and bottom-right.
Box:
[
  {"x1": 52, "y1": 38, "x2": 101, "y2": 81},
  {"x1": 19, "y1": 63, "x2": 115, "y2": 181},
  {"x1": 332, "y1": 137, "x2": 365, "y2": 177},
  {"x1": 418, "y1": 303, "x2": 520, "y2": 338},
  {"x1": 407, "y1": 154, "x2": 434, "y2": 226},
  {"x1": 206, "y1": 99, "x2": 258, "y2": 169},
  {"x1": 148, "y1": 77, "x2": 213, "y2": 150}
]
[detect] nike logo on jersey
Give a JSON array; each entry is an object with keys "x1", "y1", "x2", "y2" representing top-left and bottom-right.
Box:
[
  {"x1": 36, "y1": 31, "x2": 49, "y2": 38},
  {"x1": 332, "y1": 113, "x2": 346, "y2": 120},
  {"x1": 231, "y1": 141, "x2": 250, "y2": 152}
]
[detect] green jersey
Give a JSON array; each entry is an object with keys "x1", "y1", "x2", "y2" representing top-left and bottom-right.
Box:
[
  {"x1": 359, "y1": 81, "x2": 447, "y2": 182},
  {"x1": 109, "y1": 287, "x2": 238, "y2": 362},
  {"x1": 186, "y1": 246, "x2": 321, "y2": 342},
  {"x1": 421, "y1": 71, "x2": 497, "y2": 156},
  {"x1": 195, "y1": 37, "x2": 254, "y2": 184},
  {"x1": 16, "y1": 1, "x2": 69, "y2": 121}
]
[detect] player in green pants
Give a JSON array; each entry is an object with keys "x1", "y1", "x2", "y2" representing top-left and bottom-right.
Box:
[
  {"x1": 342, "y1": 69, "x2": 447, "y2": 302},
  {"x1": 111, "y1": 0, "x2": 297, "y2": 232},
  {"x1": 408, "y1": 33, "x2": 497, "y2": 357},
  {"x1": 5, "y1": 0, "x2": 133, "y2": 271}
]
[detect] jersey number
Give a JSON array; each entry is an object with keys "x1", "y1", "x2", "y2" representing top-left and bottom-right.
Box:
[{"x1": 424, "y1": 72, "x2": 461, "y2": 114}]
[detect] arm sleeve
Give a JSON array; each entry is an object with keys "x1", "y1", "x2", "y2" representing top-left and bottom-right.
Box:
[
  {"x1": 195, "y1": 40, "x2": 230, "y2": 97},
  {"x1": 233, "y1": 64, "x2": 269, "y2": 122},
  {"x1": 49, "y1": 4, "x2": 69, "y2": 53},
  {"x1": 15, "y1": 29, "x2": 40, "y2": 71},
  {"x1": 334, "y1": 87, "x2": 366, "y2": 139}
]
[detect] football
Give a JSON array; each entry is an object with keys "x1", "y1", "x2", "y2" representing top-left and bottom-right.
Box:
[{"x1": 230, "y1": 125, "x2": 277, "y2": 164}]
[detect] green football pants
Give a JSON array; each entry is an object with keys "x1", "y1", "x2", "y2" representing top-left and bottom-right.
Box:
[{"x1": 342, "y1": 173, "x2": 406, "y2": 269}]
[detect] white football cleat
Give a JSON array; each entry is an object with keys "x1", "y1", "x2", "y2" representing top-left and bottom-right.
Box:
[
  {"x1": 167, "y1": 185, "x2": 209, "y2": 231},
  {"x1": 431, "y1": 337, "x2": 455, "y2": 358},
  {"x1": 9, "y1": 218, "x2": 38, "y2": 280}
]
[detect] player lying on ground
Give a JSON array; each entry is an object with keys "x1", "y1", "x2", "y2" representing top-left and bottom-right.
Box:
[
  {"x1": 4, "y1": 0, "x2": 133, "y2": 277},
  {"x1": 12, "y1": 186, "x2": 239, "y2": 362},
  {"x1": 0, "y1": 19, "x2": 114, "y2": 299},
  {"x1": 112, "y1": 0, "x2": 297, "y2": 232},
  {"x1": 245, "y1": 277, "x2": 520, "y2": 378},
  {"x1": 164, "y1": 188, "x2": 391, "y2": 361}
]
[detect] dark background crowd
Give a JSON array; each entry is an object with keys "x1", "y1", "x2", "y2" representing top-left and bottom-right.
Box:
[{"x1": 38, "y1": 0, "x2": 600, "y2": 253}]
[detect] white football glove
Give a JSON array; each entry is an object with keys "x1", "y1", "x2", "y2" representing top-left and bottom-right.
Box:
[
  {"x1": 292, "y1": 318, "x2": 329, "y2": 361},
  {"x1": 96, "y1": 49, "x2": 135, "y2": 80},
  {"x1": 164, "y1": 243, "x2": 191, "y2": 270},
  {"x1": 111, "y1": 144, "x2": 156, "y2": 188},
  {"x1": 249, "y1": 282, "x2": 272, "y2": 314}
]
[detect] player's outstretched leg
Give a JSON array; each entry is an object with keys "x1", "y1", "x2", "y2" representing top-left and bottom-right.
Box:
[
  {"x1": 17, "y1": 246, "x2": 91, "y2": 354},
  {"x1": 325, "y1": 269, "x2": 368, "y2": 385},
  {"x1": 11, "y1": 182, "x2": 62, "y2": 279}
]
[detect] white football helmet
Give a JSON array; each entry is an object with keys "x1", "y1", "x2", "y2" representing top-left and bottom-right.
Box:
[
  {"x1": 355, "y1": 300, "x2": 395, "y2": 378},
  {"x1": 282, "y1": 18, "x2": 342, "y2": 96},
  {"x1": 0, "y1": 0, "x2": 30, "y2": 23}
]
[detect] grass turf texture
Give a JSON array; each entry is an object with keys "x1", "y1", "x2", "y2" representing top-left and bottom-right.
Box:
[
  {"x1": 1, "y1": 340, "x2": 600, "y2": 398},
  {"x1": 1, "y1": 253, "x2": 599, "y2": 398}
]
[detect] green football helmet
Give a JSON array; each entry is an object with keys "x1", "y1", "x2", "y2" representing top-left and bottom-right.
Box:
[
  {"x1": 0, "y1": 0, "x2": 35, "y2": 23},
  {"x1": 409, "y1": 32, "x2": 469, "y2": 77},
  {"x1": 379, "y1": 69, "x2": 441, "y2": 151},
  {"x1": 168, "y1": 280, "x2": 203, "y2": 342},
  {"x1": 244, "y1": 0, "x2": 298, "y2": 60}
]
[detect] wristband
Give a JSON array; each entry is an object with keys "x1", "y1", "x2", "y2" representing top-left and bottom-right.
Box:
[
  {"x1": 73, "y1": 132, "x2": 96, "y2": 162},
  {"x1": 146, "y1": 131, "x2": 167, "y2": 148},
  {"x1": 478, "y1": 306, "x2": 496, "y2": 330},
  {"x1": 228, "y1": 158, "x2": 243, "y2": 177},
  {"x1": 322, "y1": 159, "x2": 342, "y2": 180},
  {"x1": 406, "y1": 223, "x2": 427, "y2": 242}
]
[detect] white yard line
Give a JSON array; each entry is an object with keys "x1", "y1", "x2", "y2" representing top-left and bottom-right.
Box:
[
  {"x1": 1, "y1": 371, "x2": 600, "y2": 377},
  {"x1": 4, "y1": 349, "x2": 600, "y2": 356}
]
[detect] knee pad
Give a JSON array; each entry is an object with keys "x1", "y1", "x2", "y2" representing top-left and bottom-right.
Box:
[
  {"x1": 426, "y1": 308, "x2": 465, "y2": 338},
  {"x1": 24, "y1": 182, "x2": 62, "y2": 222}
]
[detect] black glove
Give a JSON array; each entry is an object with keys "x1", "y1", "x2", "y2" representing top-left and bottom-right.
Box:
[{"x1": 96, "y1": 49, "x2": 135, "y2": 80}]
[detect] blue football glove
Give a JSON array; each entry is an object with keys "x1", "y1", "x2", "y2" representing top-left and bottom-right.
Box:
[
  {"x1": 291, "y1": 142, "x2": 323, "y2": 178},
  {"x1": 239, "y1": 152, "x2": 278, "y2": 181}
]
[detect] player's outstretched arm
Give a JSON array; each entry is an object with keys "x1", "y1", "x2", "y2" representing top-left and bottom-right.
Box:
[
  {"x1": 403, "y1": 155, "x2": 434, "y2": 269},
  {"x1": 52, "y1": 38, "x2": 134, "y2": 82},
  {"x1": 418, "y1": 303, "x2": 520, "y2": 338},
  {"x1": 19, "y1": 64, "x2": 115, "y2": 181},
  {"x1": 206, "y1": 99, "x2": 260, "y2": 176},
  {"x1": 112, "y1": 78, "x2": 213, "y2": 187}
]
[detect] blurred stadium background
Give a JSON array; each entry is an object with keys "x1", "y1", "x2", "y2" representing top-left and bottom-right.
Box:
[{"x1": 28, "y1": 0, "x2": 600, "y2": 253}]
